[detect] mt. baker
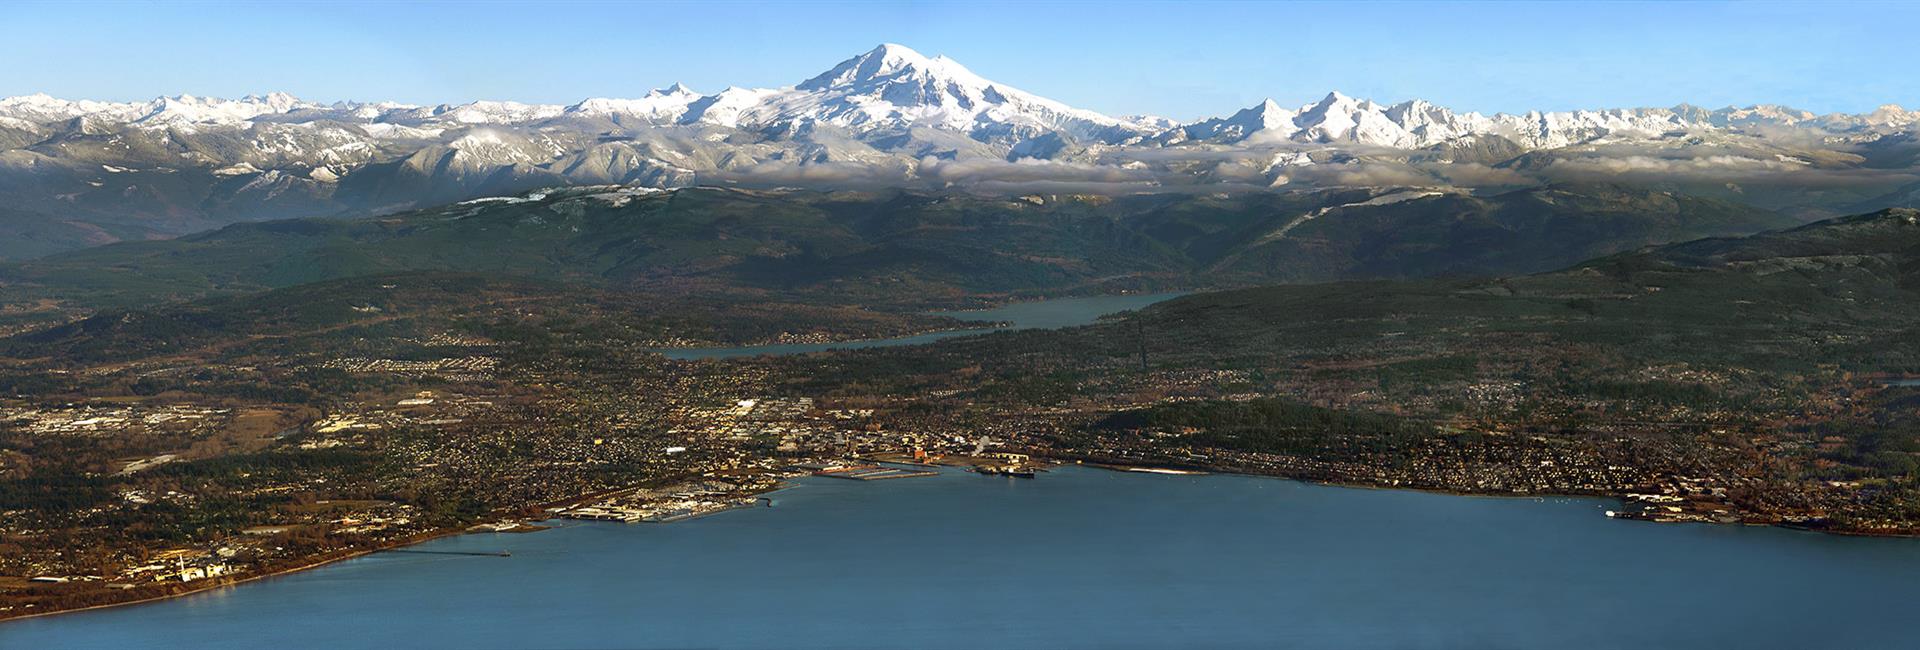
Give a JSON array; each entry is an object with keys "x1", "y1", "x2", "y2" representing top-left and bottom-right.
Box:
[{"x1": 0, "y1": 43, "x2": 1916, "y2": 258}]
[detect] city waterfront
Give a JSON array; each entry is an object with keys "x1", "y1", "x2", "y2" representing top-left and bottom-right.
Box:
[
  {"x1": 657, "y1": 293, "x2": 1184, "y2": 359},
  {"x1": 7, "y1": 467, "x2": 1920, "y2": 649}
]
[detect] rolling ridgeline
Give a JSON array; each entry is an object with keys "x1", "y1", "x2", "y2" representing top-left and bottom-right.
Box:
[
  {"x1": 2, "y1": 183, "x2": 1788, "y2": 316},
  {"x1": 6, "y1": 187, "x2": 1915, "y2": 472}
]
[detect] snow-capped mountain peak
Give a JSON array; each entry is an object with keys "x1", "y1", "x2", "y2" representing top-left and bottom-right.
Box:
[
  {"x1": 566, "y1": 84, "x2": 704, "y2": 122},
  {"x1": 1171, "y1": 98, "x2": 1299, "y2": 144},
  {"x1": 796, "y1": 43, "x2": 984, "y2": 91},
  {"x1": 2, "y1": 45, "x2": 1912, "y2": 151},
  {"x1": 1, "y1": 42, "x2": 1916, "y2": 235},
  {"x1": 1294, "y1": 91, "x2": 1403, "y2": 145},
  {"x1": 132, "y1": 92, "x2": 315, "y2": 126},
  {"x1": 756, "y1": 43, "x2": 1141, "y2": 142},
  {"x1": 435, "y1": 100, "x2": 565, "y2": 125},
  {"x1": 0, "y1": 93, "x2": 144, "y2": 123},
  {"x1": 654, "y1": 83, "x2": 698, "y2": 97},
  {"x1": 1311, "y1": 91, "x2": 1361, "y2": 109}
]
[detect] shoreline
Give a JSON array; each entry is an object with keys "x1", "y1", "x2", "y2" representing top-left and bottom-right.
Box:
[
  {"x1": 0, "y1": 476, "x2": 748, "y2": 624},
  {"x1": 0, "y1": 526, "x2": 469, "y2": 625},
  {"x1": 9, "y1": 457, "x2": 1913, "y2": 624},
  {"x1": 1067, "y1": 456, "x2": 1920, "y2": 539}
]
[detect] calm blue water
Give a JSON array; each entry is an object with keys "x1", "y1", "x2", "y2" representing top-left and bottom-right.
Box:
[
  {"x1": 658, "y1": 293, "x2": 1183, "y2": 360},
  {"x1": 1887, "y1": 378, "x2": 1920, "y2": 387},
  {"x1": 8, "y1": 466, "x2": 1919, "y2": 649}
]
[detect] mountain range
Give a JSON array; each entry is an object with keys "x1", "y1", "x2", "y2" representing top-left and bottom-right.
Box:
[{"x1": 2, "y1": 44, "x2": 1917, "y2": 260}]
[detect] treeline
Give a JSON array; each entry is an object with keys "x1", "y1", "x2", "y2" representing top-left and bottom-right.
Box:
[
  {"x1": 1573, "y1": 379, "x2": 1725, "y2": 408},
  {"x1": 1812, "y1": 413, "x2": 1920, "y2": 478},
  {"x1": 0, "y1": 467, "x2": 117, "y2": 515},
  {"x1": 154, "y1": 447, "x2": 381, "y2": 482},
  {"x1": 1099, "y1": 398, "x2": 1427, "y2": 455}
]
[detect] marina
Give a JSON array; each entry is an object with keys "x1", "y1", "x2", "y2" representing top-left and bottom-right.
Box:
[
  {"x1": 559, "y1": 497, "x2": 761, "y2": 523},
  {"x1": 793, "y1": 461, "x2": 944, "y2": 481},
  {"x1": 553, "y1": 477, "x2": 776, "y2": 523},
  {"x1": 817, "y1": 466, "x2": 942, "y2": 481}
]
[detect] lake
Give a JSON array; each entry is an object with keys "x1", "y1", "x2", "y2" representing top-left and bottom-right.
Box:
[
  {"x1": 7, "y1": 466, "x2": 1919, "y2": 649},
  {"x1": 657, "y1": 292, "x2": 1185, "y2": 360}
]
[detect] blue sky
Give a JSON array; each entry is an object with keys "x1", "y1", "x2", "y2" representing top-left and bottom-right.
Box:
[{"x1": 3, "y1": 1, "x2": 1911, "y2": 120}]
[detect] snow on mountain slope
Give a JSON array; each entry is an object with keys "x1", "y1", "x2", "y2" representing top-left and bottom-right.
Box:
[
  {"x1": 740, "y1": 43, "x2": 1144, "y2": 142},
  {"x1": 0, "y1": 42, "x2": 1915, "y2": 239},
  {"x1": 0, "y1": 93, "x2": 149, "y2": 123},
  {"x1": 434, "y1": 100, "x2": 567, "y2": 125},
  {"x1": 1172, "y1": 99, "x2": 1298, "y2": 144},
  {"x1": 677, "y1": 87, "x2": 785, "y2": 128},
  {"x1": 1172, "y1": 92, "x2": 1762, "y2": 149},
  {"x1": 3, "y1": 43, "x2": 1909, "y2": 152},
  {"x1": 132, "y1": 93, "x2": 311, "y2": 126},
  {"x1": 567, "y1": 84, "x2": 703, "y2": 123}
]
